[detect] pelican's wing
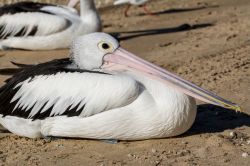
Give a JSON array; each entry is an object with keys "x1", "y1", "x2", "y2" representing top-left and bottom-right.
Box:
[
  {"x1": 0, "y1": 59, "x2": 140, "y2": 120},
  {"x1": 0, "y1": 2, "x2": 71, "y2": 39}
]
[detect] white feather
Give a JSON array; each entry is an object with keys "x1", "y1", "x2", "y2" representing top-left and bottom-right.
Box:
[
  {"x1": 11, "y1": 72, "x2": 140, "y2": 118},
  {"x1": 0, "y1": 115, "x2": 42, "y2": 138},
  {"x1": 0, "y1": 12, "x2": 69, "y2": 37}
]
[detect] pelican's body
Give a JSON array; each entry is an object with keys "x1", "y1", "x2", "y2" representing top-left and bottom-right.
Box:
[
  {"x1": 0, "y1": 33, "x2": 240, "y2": 139},
  {"x1": 0, "y1": 62, "x2": 196, "y2": 139},
  {"x1": 0, "y1": 0, "x2": 101, "y2": 50}
]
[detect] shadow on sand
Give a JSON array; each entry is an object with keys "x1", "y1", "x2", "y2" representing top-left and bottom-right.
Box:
[
  {"x1": 187, "y1": 104, "x2": 250, "y2": 135},
  {"x1": 111, "y1": 23, "x2": 214, "y2": 41},
  {"x1": 138, "y1": 5, "x2": 219, "y2": 16}
]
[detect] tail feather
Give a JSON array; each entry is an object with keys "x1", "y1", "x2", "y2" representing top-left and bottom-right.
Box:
[
  {"x1": 11, "y1": 61, "x2": 34, "y2": 68},
  {"x1": 0, "y1": 68, "x2": 23, "y2": 75},
  {"x1": 0, "y1": 61, "x2": 33, "y2": 75}
]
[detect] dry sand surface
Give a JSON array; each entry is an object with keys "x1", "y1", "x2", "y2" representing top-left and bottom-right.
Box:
[{"x1": 0, "y1": 0, "x2": 250, "y2": 165}]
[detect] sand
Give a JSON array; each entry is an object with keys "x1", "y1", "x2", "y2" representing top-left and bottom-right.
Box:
[{"x1": 0, "y1": 0, "x2": 250, "y2": 165}]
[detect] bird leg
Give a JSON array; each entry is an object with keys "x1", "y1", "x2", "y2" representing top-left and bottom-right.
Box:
[
  {"x1": 142, "y1": 4, "x2": 154, "y2": 16},
  {"x1": 124, "y1": 4, "x2": 131, "y2": 17}
]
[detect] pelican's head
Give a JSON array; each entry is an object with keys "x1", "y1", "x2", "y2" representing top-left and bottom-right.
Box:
[
  {"x1": 70, "y1": 32, "x2": 241, "y2": 112},
  {"x1": 71, "y1": 33, "x2": 119, "y2": 70}
]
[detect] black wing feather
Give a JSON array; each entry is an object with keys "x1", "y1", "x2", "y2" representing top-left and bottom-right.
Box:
[
  {"x1": 0, "y1": 58, "x2": 107, "y2": 120},
  {"x1": 0, "y1": 1, "x2": 56, "y2": 16}
]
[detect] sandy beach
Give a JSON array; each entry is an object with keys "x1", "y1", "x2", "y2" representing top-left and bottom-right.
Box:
[{"x1": 0, "y1": 0, "x2": 249, "y2": 165}]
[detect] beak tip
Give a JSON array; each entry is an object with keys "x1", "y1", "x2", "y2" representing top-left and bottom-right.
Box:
[
  {"x1": 225, "y1": 104, "x2": 243, "y2": 112},
  {"x1": 236, "y1": 105, "x2": 243, "y2": 112}
]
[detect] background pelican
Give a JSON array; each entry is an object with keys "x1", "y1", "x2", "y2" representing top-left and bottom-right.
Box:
[
  {"x1": 0, "y1": 0, "x2": 101, "y2": 50},
  {"x1": 0, "y1": 33, "x2": 240, "y2": 139},
  {"x1": 114, "y1": 0, "x2": 153, "y2": 17}
]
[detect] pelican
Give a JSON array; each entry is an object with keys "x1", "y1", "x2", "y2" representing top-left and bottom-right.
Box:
[
  {"x1": 114, "y1": 0, "x2": 153, "y2": 17},
  {"x1": 0, "y1": 33, "x2": 240, "y2": 139},
  {"x1": 0, "y1": 0, "x2": 101, "y2": 50}
]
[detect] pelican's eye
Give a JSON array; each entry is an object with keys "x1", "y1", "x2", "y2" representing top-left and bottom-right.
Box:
[
  {"x1": 98, "y1": 41, "x2": 113, "y2": 53},
  {"x1": 102, "y1": 43, "x2": 110, "y2": 49}
]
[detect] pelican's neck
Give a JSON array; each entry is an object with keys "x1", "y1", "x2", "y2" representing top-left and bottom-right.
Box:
[
  {"x1": 79, "y1": 0, "x2": 97, "y2": 17},
  {"x1": 78, "y1": 0, "x2": 102, "y2": 32}
]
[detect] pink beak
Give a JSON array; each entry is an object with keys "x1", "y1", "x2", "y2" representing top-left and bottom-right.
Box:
[
  {"x1": 67, "y1": 0, "x2": 79, "y2": 7},
  {"x1": 103, "y1": 47, "x2": 241, "y2": 112}
]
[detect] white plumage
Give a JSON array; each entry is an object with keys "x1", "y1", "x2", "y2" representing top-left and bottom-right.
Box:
[
  {"x1": 0, "y1": 33, "x2": 240, "y2": 140},
  {"x1": 12, "y1": 73, "x2": 139, "y2": 118},
  {"x1": 0, "y1": 0, "x2": 101, "y2": 50}
]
